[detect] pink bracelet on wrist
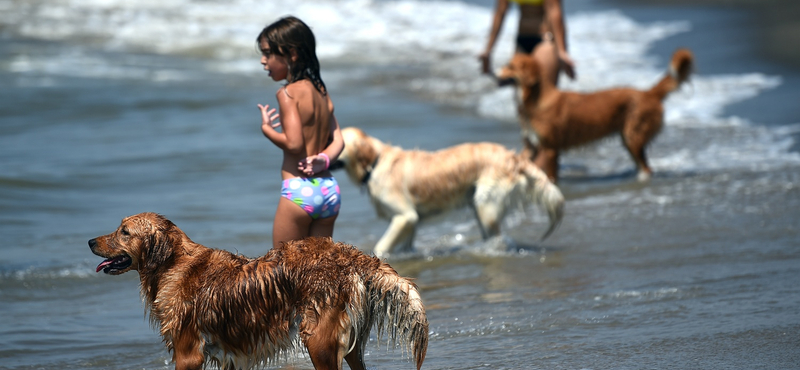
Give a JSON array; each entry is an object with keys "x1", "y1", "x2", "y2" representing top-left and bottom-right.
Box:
[{"x1": 319, "y1": 153, "x2": 330, "y2": 170}]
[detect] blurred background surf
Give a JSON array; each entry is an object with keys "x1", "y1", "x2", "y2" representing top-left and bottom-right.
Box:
[{"x1": 1, "y1": 0, "x2": 799, "y2": 369}]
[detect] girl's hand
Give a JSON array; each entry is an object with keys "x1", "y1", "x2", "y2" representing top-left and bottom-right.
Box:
[
  {"x1": 558, "y1": 50, "x2": 576, "y2": 80},
  {"x1": 297, "y1": 154, "x2": 329, "y2": 176},
  {"x1": 478, "y1": 52, "x2": 492, "y2": 75},
  {"x1": 258, "y1": 103, "x2": 281, "y2": 128}
]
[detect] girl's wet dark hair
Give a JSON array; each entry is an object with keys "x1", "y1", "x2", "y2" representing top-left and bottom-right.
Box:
[{"x1": 257, "y1": 16, "x2": 326, "y2": 94}]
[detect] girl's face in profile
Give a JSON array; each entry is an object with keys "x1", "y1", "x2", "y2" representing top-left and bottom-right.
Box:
[{"x1": 259, "y1": 40, "x2": 290, "y2": 82}]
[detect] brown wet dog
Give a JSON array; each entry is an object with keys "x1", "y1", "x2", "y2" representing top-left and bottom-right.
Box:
[
  {"x1": 332, "y1": 127, "x2": 564, "y2": 257},
  {"x1": 88, "y1": 212, "x2": 428, "y2": 370},
  {"x1": 497, "y1": 49, "x2": 693, "y2": 182}
]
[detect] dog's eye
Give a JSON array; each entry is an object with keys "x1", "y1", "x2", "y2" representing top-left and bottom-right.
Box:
[{"x1": 121, "y1": 228, "x2": 130, "y2": 236}]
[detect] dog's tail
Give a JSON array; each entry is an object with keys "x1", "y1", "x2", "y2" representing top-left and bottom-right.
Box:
[
  {"x1": 520, "y1": 161, "x2": 565, "y2": 241},
  {"x1": 353, "y1": 263, "x2": 428, "y2": 370},
  {"x1": 649, "y1": 48, "x2": 693, "y2": 101}
]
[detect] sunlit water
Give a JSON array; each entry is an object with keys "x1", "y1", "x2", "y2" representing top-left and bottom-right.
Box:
[{"x1": 1, "y1": 0, "x2": 799, "y2": 369}]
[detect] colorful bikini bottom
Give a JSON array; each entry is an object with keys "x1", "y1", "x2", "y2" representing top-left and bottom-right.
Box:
[{"x1": 281, "y1": 177, "x2": 341, "y2": 219}]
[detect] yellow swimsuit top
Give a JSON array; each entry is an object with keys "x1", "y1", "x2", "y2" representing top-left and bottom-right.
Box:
[{"x1": 510, "y1": 0, "x2": 543, "y2": 5}]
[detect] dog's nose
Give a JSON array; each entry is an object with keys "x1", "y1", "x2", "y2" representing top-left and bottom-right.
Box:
[{"x1": 88, "y1": 238, "x2": 97, "y2": 251}]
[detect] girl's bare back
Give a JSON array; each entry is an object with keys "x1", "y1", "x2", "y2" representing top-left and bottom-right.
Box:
[{"x1": 278, "y1": 80, "x2": 334, "y2": 178}]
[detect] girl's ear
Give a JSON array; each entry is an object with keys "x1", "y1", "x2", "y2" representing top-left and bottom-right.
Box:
[{"x1": 289, "y1": 48, "x2": 299, "y2": 62}]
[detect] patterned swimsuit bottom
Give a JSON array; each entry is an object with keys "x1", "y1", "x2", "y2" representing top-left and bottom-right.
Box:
[{"x1": 281, "y1": 177, "x2": 341, "y2": 219}]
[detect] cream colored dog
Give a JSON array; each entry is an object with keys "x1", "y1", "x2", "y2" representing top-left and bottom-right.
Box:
[{"x1": 331, "y1": 127, "x2": 565, "y2": 257}]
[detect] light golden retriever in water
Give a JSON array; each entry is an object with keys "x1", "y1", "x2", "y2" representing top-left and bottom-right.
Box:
[
  {"x1": 89, "y1": 212, "x2": 428, "y2": 370},
  {"x1": 331, "y1": 127, "x2": 564, "y2": 257},
  {"x1": 497, "y1": 49, "x2": 694, "y2": 182}
]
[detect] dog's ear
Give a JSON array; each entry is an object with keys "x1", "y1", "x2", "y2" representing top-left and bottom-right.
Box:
[
  {"x1": 141, "y1": 216, "x2": 177, "y2": 272},
  {"x1": 355, "y1": 135, "x2": 379, "y2": 173}
]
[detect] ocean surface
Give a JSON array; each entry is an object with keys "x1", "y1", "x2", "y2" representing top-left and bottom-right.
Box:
[{"x1": 1, "y1": 0, "x2": 799, "y2": 369}]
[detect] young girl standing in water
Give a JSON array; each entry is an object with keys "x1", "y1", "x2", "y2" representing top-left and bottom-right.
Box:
[{"x1": 257, "y1": 16, "x2": 344, "y2": 248}]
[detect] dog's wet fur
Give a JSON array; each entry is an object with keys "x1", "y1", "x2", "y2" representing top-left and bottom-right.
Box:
[{"x1": 89, "y1": 212, "x2": 428, "y2": 370}]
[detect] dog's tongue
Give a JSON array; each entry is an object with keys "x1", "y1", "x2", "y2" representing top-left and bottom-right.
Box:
[{"x1": 96, "y1": 258, "x2": 116, "y2": 273}]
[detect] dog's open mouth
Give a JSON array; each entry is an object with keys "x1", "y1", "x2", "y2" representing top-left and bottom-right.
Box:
[
  {"x1": 96, "y1": 255, "x2": 132, "y2": 274},
  {"x1": 497, "y1": 77, "x2": 515, "y2": 87}
]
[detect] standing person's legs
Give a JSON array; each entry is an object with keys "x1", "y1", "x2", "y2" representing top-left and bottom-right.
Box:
[
  {"x1": 272, "y1": 197, "x2": 313, "y2": 248},
  {"x1": 309, "y1": 215, "x2": 337, "y2": 239},
  {"x1": 531, "y1": 38, "x2": 560, "y2": 86}
]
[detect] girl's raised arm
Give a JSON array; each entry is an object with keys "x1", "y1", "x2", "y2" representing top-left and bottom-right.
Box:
[{"x1": 260, "y1": 86, "x2": 304, "y2": 153}]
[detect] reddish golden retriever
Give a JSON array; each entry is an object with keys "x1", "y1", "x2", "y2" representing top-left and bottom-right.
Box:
[
  {"x1": 89, "y1": 212, "x2": 428, "y2": 370},
  {"x1": 497, "y1": 49, "x2": 694, "y2": 182}
]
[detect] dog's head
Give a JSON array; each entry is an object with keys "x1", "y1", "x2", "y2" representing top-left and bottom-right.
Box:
[
  {"x1": 330, "y1": 127, "x2": 383, "y2": 185},
  {"x1": 496, "y1": 53, "x2": 541, "y2": 88},
  {"x1": 89, "y1": 212, "x2": 178, "y2": 275}
]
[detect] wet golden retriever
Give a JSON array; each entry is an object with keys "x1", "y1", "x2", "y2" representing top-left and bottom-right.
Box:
[
  {"x1": 89, "y1": 212, "x2": 428, "y2": 370},
  {"x1": 331, "y1": 127, "x2": 564, "y2": 257},
  {"x1": 497, "y1": 48, "x2": 694, "y2": 182}
]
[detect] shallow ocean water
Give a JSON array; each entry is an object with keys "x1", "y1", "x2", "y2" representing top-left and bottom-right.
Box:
[{"x1": 1, "y1": 0, "x2": 799, "y2": 369}]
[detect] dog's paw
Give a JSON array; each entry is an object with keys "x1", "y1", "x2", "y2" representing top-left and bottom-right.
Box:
[{"x1": 637, "y1": 170, "x2": 652, "y2": 182}]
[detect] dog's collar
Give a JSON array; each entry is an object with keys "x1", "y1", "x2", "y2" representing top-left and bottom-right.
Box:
[{"x1": 360, "y1": 155, "x2": 380, "y2": 185}]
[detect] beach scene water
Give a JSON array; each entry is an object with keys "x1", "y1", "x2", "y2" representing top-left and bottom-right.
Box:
[{"x1": 1, "y1": 0, "x2": 799, "y2": 369}]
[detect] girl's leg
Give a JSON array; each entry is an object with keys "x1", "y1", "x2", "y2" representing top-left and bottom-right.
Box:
[
  {"x1": 272, "y1": 197, "x2": 313, "y2": 248},
  {"x1": 531, "y1": 39, "x2": 560, "y2": 86},
  {"x1": 309, "y1": 214, "x2": 337, "y2": 239}
]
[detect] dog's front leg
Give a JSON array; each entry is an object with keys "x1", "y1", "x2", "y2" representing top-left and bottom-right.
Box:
[{"x1": 374, "y1": 213, "x2": 417, "y2": 257}]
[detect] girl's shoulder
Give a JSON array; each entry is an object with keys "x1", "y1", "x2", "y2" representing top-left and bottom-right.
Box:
[
  {"x1": 280, "y1": 80, "x2": 329, "y2": 105},
  {"x1": 275, "y1": 85, "x2": 301, "y2": 105},
  {"x1": 282, "y1": 80, "x2": 316, "y2": 96}
]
